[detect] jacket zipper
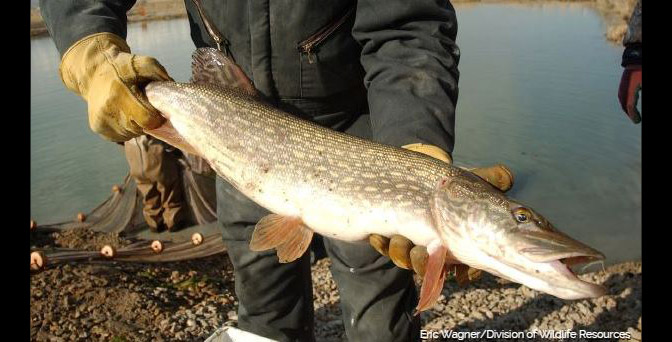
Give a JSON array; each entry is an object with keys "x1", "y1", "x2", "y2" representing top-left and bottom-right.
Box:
[
  {"x1": 297, "y1": 6, "x2": 355, "y2": 64},
  {"x1": 192, "y1": 0, "x2": 231, "y2": 57}
]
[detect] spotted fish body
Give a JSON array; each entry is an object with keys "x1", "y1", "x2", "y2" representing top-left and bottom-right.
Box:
[
  {"x1": 147, "y1": 80, "x2": 455, "y2": 246},
  {"x1": 146, "y1": 48, "x2": 607, "y2": 312}
]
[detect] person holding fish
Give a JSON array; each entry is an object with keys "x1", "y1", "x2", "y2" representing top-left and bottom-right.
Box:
[{"x1": 41, "y1": 0, "x2": 517, "y2": 340}]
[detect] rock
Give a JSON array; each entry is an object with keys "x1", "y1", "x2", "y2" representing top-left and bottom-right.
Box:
[
  {"x1": 62, "y1": 295, "x2": 71, "y2": 307},
  {"x1": 29, "y1": 239, "x2": 641, "y2": 342},
  {"x1": 472, "y1": 311, "x2": 485, "y2": 320},
  {"x1": 484, "y1": 309, "x2": 494, "y2": 320},
  {"x1": 628, "y1": 327, "x2": 641, "y2": 340}
]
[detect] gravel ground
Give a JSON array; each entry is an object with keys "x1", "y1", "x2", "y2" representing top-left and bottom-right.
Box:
[
  {"x1": 418, "y1": 262, "x2": 641, "y2": 342},
  {"x1": 31, "y1": 229, "x2": 641, "y2": 341}
]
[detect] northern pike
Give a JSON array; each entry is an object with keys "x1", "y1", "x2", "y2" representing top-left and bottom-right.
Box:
[{"x1": 146, "y1": 48, "x2": 606, "y2": 313}]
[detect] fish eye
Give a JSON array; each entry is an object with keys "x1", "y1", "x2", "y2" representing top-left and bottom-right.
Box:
[{"x1": 513, "y1": 208, "x2": 531, "y2": 223}]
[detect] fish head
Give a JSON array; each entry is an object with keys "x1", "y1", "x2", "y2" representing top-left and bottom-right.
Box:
[{"x1": 430, "y1": 171, "x2": 606, "y2": 300}]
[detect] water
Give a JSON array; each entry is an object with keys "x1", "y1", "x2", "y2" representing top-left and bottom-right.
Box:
[
  {"x1": 30, "y1": 19, "x2": 195, "y2": 224},
  {"x1": 452, "y1": 2, "x2": 641, "y2": 264},
  {"x1": 30, "y1": 2, "x2": 641, "y2": 264}
]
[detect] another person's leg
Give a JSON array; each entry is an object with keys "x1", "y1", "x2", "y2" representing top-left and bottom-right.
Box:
[
  {"x1": 216, "y1": 177, "x2": 316, "y2": 342},
  {"x1": 125, "y1": 136, "x2": 164, "y2": 231},
  {"x1": 136, "y1": 183, "x2": 163, "y2": 231},
  {"x1": 147, "y1": 140, "x2": 186, "y2": 231}
]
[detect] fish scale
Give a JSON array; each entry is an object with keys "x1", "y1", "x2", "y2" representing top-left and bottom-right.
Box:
[
  {"x1": 144, "y1": 47, "x2": 607, "y2": 312},
  {"x1": 147, "y1": 81, "x2": 457, "y2": 245}
]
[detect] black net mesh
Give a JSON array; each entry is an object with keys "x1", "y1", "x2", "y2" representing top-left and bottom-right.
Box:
[{"x1": 30, "y1": 166, "x2": 226, "y2": 272}]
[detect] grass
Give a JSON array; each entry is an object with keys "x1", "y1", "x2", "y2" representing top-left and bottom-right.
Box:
[
  {"x1": 595, "y1": 0, "x2": 637, "y2": 18},
  {"x1": 594, "y1": 0, "x2": 638, "y2": 42}
]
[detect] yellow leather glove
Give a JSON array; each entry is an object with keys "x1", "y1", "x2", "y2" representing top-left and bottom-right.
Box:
[
  {"x1": 59, "y1": 32, "x2": 172, "y2": 142},
  {"x1": 402, "y1": 143, "x2": 514, "y2": 192},
  {"x1": 369, "y1": 143, "x2": 515, "y2": 284}
]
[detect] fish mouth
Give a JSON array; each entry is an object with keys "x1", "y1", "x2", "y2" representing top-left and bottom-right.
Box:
[
  {"x1": 511, "y1": 230, "x2": 607, "y2": 298},
  {"x1": 533, "y1": 253, "x2": 607, "y2": 300},
  {"x1": 471, "y1": 230, "x2": 605, "y2": 300},
  {"x1": 516, "y1": 229, "x2": 606, "y2": 265},
  {"x1": 525, "y1": 249, "x2": 605, "y2": 267},
  {"x1": 554, "y1": 254, "x2": 605, "y2": 280},
  {"x1": 452, "y1": 242, "x2": 608, "y2": 300},
  {"x1": 560, "y1": 254, "x2": 604, "y2": 268}
]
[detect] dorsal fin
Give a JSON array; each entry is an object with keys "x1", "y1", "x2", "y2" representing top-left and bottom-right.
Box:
[{"x1": 191, "y1": 47, "x2": 258, "y2": 96}]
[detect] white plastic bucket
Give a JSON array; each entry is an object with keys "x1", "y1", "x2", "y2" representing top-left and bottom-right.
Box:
[{"x1": 204, "y1": 327, "x2": 278, "y2": 342}]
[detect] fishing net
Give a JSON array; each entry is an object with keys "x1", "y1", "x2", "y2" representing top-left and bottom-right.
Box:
[{"x1": 30, "y1": 154, "x2": 227, "y2": 272}]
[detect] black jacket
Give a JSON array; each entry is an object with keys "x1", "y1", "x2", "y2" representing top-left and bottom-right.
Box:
[{"x1": 41, "y1": 0, "x2": 460, "y2": 153}]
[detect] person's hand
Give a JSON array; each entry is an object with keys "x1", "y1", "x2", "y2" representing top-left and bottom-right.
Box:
[
  {"x1": 59, "y1": 33, "x2": 173, "y2": 142},
  {"x1": 368, "y1": 143, "x2": 515, "y2": 283},
  {"x1": 618, "y1": 64, "x2": 642, "y2": 124}
]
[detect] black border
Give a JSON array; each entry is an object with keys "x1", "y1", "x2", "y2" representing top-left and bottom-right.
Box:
[{"x1": 22, "y1": 0, "x2": 659, "y2": 341}]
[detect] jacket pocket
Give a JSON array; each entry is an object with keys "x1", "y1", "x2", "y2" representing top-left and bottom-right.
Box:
[
  {"x1": 297, "y1": 5, "x2": 364, "y2": 98},
  {"x1": 297, "y1": 6, "x2": 355, "y2": 64}
]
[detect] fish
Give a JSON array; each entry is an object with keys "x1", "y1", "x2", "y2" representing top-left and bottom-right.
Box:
[{"x1": 145, "y1": 47, "x2": 607, "y2": 313}]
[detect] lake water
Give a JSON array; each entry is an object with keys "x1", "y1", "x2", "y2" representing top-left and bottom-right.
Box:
[{"x1": 30, "y1": 2, "x2": 641, "y2": 264}]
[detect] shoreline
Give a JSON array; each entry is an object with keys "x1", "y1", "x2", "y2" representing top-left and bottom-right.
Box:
[
  {"x1": 30, "y1": 14, "x2": 188, "y2": 38},
  {"x1": 30, "y1": 0, "x2": 188, "y2": 38},
  {"x1": 30, "y1": 0, "x2": 635, "y2": 43},
  {"x1": 451, "y1": 0, "x2": 635, "y2": 43}
]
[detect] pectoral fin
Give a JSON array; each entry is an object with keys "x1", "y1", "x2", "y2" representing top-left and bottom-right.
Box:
[
  {"x1": 415, "y1": 241, "x2": 448, "y2": 314},
  {"x1": 276, "y1": 225, "x2": 314, "y2": 263},
  {"x1": 145, "y1": 121, "x2": 200, "y2": 156},
  {"x1": 250, "y1": 214, "x2": 314, "y2": 263}
]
